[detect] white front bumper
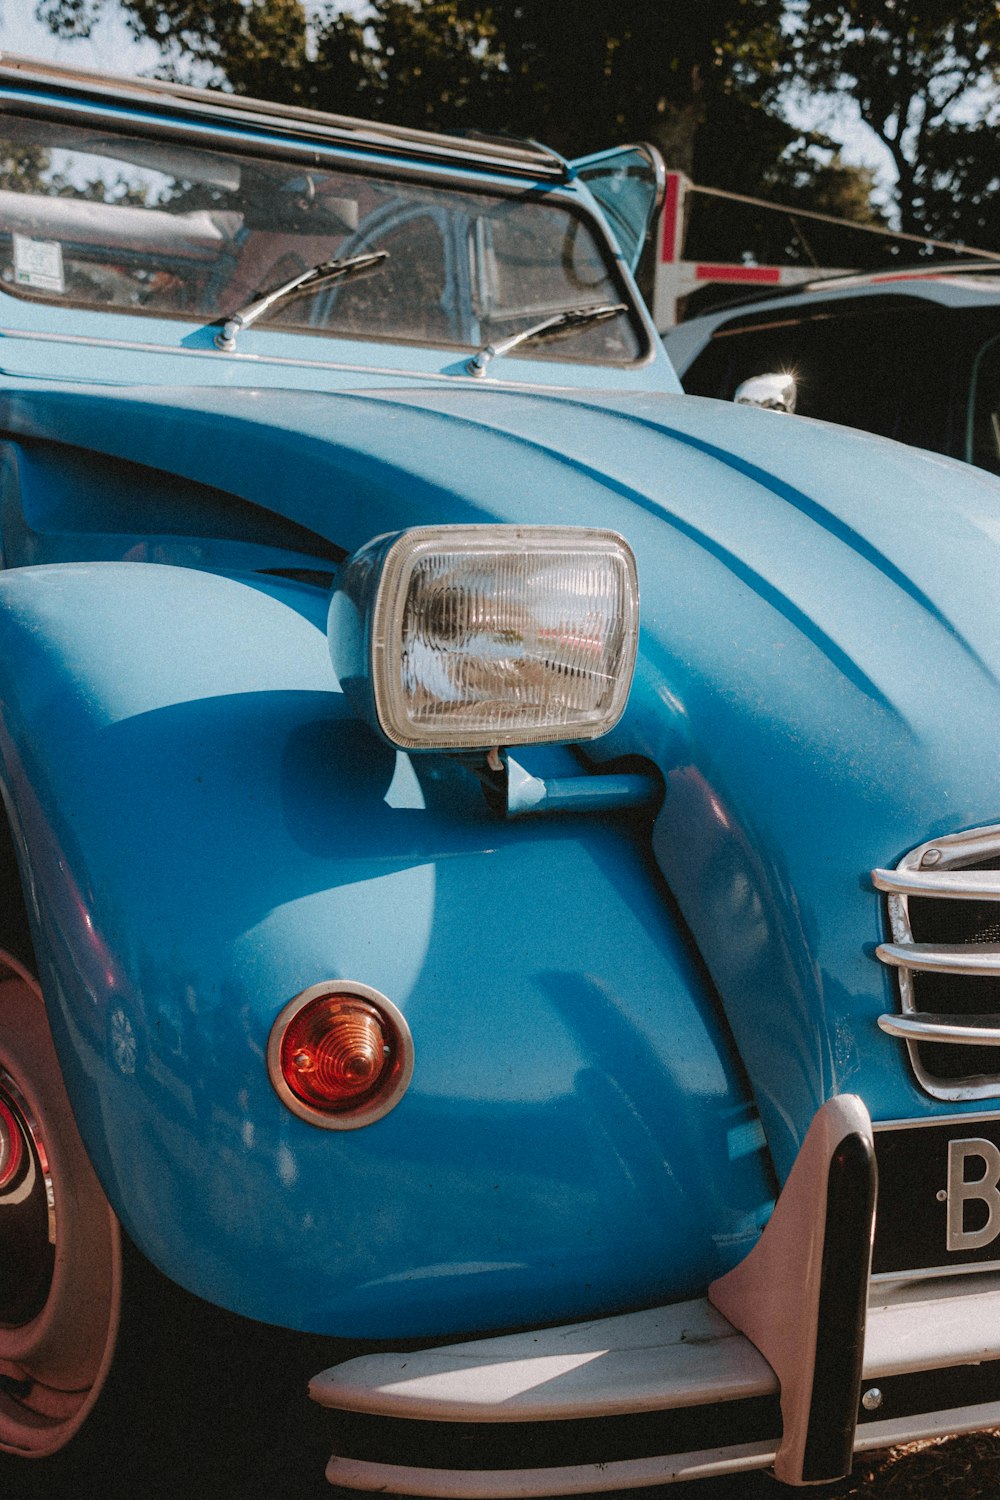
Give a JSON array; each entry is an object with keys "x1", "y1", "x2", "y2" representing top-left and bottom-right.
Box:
[
  {"x1": 309, "y1": 1273, "x2": 1000, "y2": 1494},
  {"x1": 310, "y1": 1097, "x2": 1000, "y2": 1494}
]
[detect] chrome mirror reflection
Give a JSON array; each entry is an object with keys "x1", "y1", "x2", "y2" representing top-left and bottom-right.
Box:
[{"x1": 734, "y1": 372, "x2": 798, "y2": 414}]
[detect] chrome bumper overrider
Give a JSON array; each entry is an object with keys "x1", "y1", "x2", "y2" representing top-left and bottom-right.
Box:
[{"x1": 310, "y1": 1098, "x2": 1000, "y2": 1494}]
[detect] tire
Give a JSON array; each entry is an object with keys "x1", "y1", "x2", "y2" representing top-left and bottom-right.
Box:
[{"x1": 0, "y1": 949, "x2": 122, "y2": 1464}]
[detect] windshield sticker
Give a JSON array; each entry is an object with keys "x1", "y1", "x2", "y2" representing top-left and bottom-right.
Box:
[{"x1": 13, "y1": 235, "x2": 65, "y2": 294}]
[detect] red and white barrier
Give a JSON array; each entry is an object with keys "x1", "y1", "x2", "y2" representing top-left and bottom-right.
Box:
[{"x1": 652, "y1": 172, "x2": 844, "y2": 330}]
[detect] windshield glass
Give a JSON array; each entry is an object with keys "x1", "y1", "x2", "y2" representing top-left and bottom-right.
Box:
[{"x1": 0, "y1": 113, "x2": 642, "y2": 365}]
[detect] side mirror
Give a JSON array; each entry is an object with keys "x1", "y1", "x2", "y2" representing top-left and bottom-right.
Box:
[{"x1": 733, "y1": 373, "x2": 797, "y2": 414}]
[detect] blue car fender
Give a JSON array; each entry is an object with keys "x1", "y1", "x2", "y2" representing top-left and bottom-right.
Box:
[{"x1": 0, "y1": 559, "x2": 774, "y2": 1338}]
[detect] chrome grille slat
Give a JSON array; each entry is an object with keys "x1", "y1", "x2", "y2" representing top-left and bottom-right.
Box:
[
  {"x1": 877, "y1": 941, "x2": 1000, "y2": 975},
  {"x1": 873, "y1": 823, "x2": 1000, "y2": 1101},
  {"x1": 877, "y1": 1013, "x2": 1000, "y2": 1044},
  {"x1": 873, "y1": 867, "x2": 1000, "y2": 900}
]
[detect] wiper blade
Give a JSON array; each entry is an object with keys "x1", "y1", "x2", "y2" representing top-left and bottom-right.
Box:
[
  {"x1": 214, "y1": 250, "x2": 388, "y2": 351},
  {"x1": 465, "y1": 302, "x2": 627, "y2": 377}
]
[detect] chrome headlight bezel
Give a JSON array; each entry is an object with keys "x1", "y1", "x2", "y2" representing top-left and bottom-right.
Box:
[{"x1": 329, "y1": 524, "x2": 639, "y2": 752}]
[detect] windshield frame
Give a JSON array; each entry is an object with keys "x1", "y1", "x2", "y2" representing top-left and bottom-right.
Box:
[{"x1": 0, "y1": 91, "x2": 654, "y2": 374}]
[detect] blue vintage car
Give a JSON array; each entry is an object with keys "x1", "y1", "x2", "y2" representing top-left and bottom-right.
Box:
[{"x1": 3, "y1": 51, "x2": 1000, "y2": 1498}]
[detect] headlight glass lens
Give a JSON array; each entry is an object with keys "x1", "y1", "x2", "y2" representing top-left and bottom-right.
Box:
[{"x1": 373, "y1": 527, "x2": 638, "y2": 748}]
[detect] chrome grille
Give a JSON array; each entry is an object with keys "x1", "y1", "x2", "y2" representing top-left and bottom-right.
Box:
[{"x1": 873, "y1": 826, "x2": 1000, "y2": 1101}]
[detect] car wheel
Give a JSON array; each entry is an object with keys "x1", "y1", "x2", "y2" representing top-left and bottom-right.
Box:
[{"x1": 0, "y1": 948, "x2": 122, "y2": 1462}]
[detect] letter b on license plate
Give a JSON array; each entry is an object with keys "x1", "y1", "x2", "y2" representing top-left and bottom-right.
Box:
[{"x1": 947, "y1": 1138, "x2": 1000, "y2": 1252}]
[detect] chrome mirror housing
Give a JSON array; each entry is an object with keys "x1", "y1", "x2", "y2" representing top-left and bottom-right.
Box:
[{"x1": 734, "y1": 372, "x2": 798, "y2": 414}]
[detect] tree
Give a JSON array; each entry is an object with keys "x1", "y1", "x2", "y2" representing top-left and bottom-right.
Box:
[
  {"x1": 0, "y1": 142, "x2": 51, "y2": 194},
  {"x1": 37, "y1": 0, "x2": 311, "y2": 97},
  {"x1": 306, "y1": 2, "x2": 506, "y2": 128},
  {"x1": 36, "y1": 0, "x2": 791, "y2": 166},
  {"x1": 35, "y1": 0, "x2": 885, "y2": 246},
  {"x1": 784, "y1": 0, "x2": 1000, "y2": 241}
]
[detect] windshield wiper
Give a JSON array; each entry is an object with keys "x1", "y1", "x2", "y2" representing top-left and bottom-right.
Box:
[
  {"x1": 465, "y1": 302, "x2": 627, "y2": 377},
  {"x1": 214, "y1": 250, "x2": 388, "y2": 351}
]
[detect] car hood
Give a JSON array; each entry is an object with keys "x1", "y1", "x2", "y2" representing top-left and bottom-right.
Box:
[{"x1": 6, "y1": 378, "x2": 1000, "y2": 1172}]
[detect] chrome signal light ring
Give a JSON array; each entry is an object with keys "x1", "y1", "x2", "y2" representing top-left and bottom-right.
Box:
[{"x1": 267, "y1": 980, "x2": 414, "y2": 1130}]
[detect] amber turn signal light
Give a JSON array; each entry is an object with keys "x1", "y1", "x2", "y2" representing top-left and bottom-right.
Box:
[{"x1": 267, "y1": 982, "x2": 413, "y2": 1129}]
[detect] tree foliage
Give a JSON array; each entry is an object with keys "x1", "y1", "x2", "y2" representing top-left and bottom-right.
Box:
[
  {"x1": 37, "y1": 0, "x2": 311, "y2": 99},
  {"x1": 40, "y1": 0, "x2": 794, "y2": 170},
  {"x1": 0, "y1": 142, "x2": 51, "y2": 193},
  {"x1": 34, "y1": 0, "x2": 907, "y2": 252},
  {"x1": 785, "y1": 0, "x2": 1000, "y2": 243}
]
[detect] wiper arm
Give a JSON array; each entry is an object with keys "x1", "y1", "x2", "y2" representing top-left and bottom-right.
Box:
[
  {"x1": 214, "y1": 250, "x2": 388, "y2": 351},
  {"x1": 465, "y1": 302, "x2": 627, "y2": 377}
]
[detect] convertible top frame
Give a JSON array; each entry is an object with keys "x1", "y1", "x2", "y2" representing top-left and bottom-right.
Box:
[{"x1": 0, "y1": 52, "x2": 569, "y2": 183}]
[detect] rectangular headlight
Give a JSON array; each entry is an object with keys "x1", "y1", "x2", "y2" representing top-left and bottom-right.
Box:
[{"x1": 332, "y1": 525, "x2": 639, "y2": 751}]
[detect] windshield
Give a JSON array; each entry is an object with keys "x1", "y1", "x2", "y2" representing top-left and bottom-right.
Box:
[{"x1": 0, "y1": 113, "x2": 642, "y2": 366}]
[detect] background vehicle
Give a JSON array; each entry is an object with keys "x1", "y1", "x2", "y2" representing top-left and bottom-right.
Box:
[
  {"x1": 664, "y1": 264, "x2": 1000, "y2": 474},
  {"x1": 5, "y1": 52, "x2": 1000, "y2": 1500}
]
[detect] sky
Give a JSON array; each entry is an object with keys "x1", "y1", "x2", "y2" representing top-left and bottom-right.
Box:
[{"x1": 0, "y1": 1, "x2": 162, "y2": 76}]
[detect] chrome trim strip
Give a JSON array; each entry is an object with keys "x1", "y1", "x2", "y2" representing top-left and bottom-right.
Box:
[
  {"x1": 324, "y1": 1447, "x2": 778, "y2": 1496},
  {"x1": 891, "y1": 825, "x2": 1000, "y2": 868},
  {"x1": 870, "y1": 1258, "x2": 1000, "y2": 1284},
  {"x1": 0, "y1": 324, "x2": 632, "y2": 389},
  {"x1": 855, "y1": 1399, "x2": 1000, "y2": 1450},
  {"x1": 873, "y1": 866, "x2": 1000, "y2": 899},
  {"x1": 877, "y1": 1013, "x2": 1000, "y2": 1044},
  {"x1": 871, "y1": 1110, "x2": 1000, "y2": 1131},
  {"x1": 646, "y1": 142, "x2": 668, "y2": 214},
  {"x1": 877, "y1": 941, "x2": 1000, "y2": 976}
]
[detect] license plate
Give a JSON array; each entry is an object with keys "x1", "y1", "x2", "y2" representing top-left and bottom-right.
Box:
[{"x1": 873, "y1": 1115, "x2": 1000, "y2": 1278}]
